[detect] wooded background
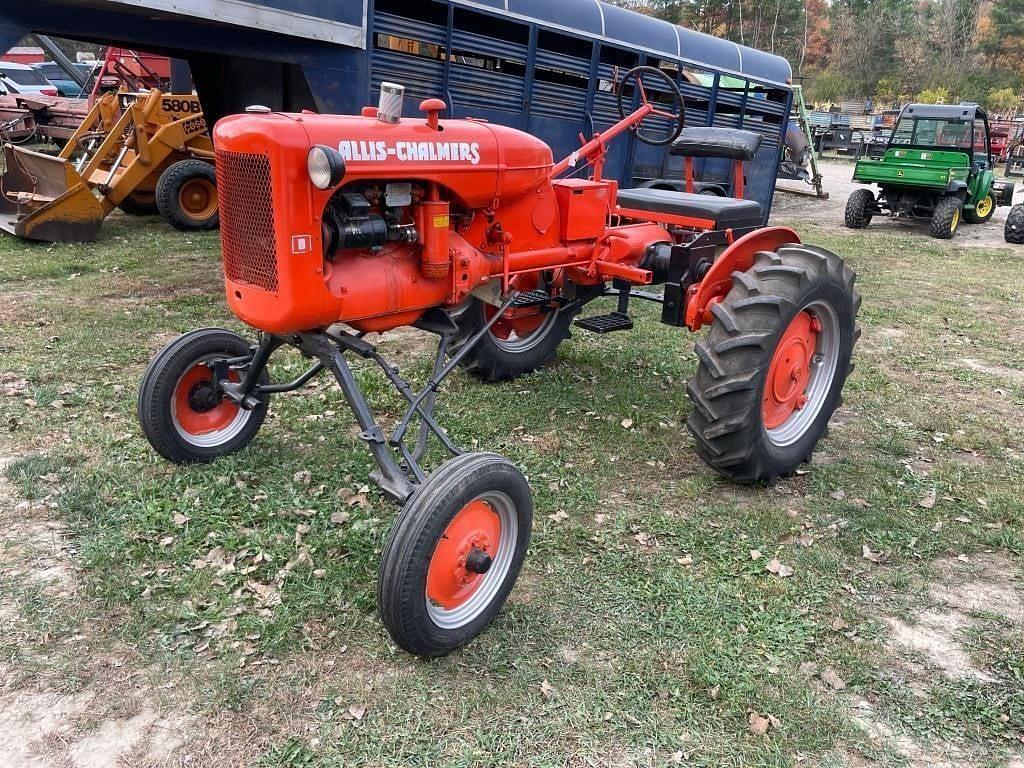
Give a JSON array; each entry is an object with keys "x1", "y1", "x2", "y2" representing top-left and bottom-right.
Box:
[{"x1": 613, "y1": 0, "x2": 1023, "y2": 111}]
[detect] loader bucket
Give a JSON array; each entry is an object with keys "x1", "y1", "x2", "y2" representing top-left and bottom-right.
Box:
[{"x1": 0, "y1": 144, "x2": 105, "y2": 242}]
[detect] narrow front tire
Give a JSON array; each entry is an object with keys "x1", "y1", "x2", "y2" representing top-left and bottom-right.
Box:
[
  {"x1": 378, "y1": 452, "x2": 533, "y2": 657},
  {"x1": 138, "y1": 329, "x2": 268, "y2": 464}
]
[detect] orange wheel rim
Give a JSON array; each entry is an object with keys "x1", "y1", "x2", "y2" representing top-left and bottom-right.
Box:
[
  {"x1": 763, "y1": 311, "x2": 820, "y2": 430},
  {"x1": 172, "y1": 364, "x2": 240, "y2": 436},
  {"x1": 426, "y1": 499, "x2": 501, "y2": 611},
  {"x1": 178, "y1": 178, "x2": 218, "y2": 219}
]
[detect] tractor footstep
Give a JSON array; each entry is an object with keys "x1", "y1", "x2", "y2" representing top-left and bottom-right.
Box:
[
  {"x1": 511, "y1": 290, "x2": 561, "y2": 308},
  {"x1": 574, "y1": 312, "x2": 633, "y2": 334}
]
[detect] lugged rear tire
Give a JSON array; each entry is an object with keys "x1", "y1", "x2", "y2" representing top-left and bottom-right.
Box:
[
  {"x1": 1005, "y1": 204, "x2": 1024, "y2": 244},
  {"x1": 686, "y1": 244, "x2": 861, "y2": 484},
  {"x1": 844, "y1": 189, "x2": 874, "y2": 229},
  {"x1": 930, "y1": 196, "x2": 962, "y2": 239},
  {"x1": 450, "y1": 296, "x2": 576, "y2": 382}
]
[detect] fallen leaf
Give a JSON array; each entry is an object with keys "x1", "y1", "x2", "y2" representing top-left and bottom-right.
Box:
[
  {"x1": 343, "y1": 705, "x2": 366, "y2": 721},
  {"x1": 293, "y1": 470, "x2": 312, "y2": 485},
  {"x1": 750, "y1": 549, "x2": 763, "y2": 561},
  {"x1": 620, "y1": 418, "x2": 634, "y2": 429},
  {"x1": 676, "y1": 554, "x2": 694, "y2": 566},
  {"x1": 861, "y1": 544, "x2": 885, "y2": 564},
  {"x1": 831, "y1": 617, "x2": 850, "y2": 632},
  {"x1": 540, "y1": 679, "x2": 556, "y2": 700},
  {"x1": 765, "y1": 559, "x2": 794, "y2": 578},
  {"x1": 748, "y1": 710, "x2": 771, "y2": 736},
  {"x1": 330, "y1": 510, "x2": 350, "y2": 525},
  {"x1": 548, "y1": 509, "x2": 569, "y2": 523},
  {"x1": 172, "y1": 512, "x2": 190, "y2": 526},
  {"x1": 918, "y1": 489, "x2": 937, "y2": 509},
  {"x1": 829, "y1": 489, "x2": 846, "y2": 501},
  {"x1": 821, "y1": 667, "x2": 846, "y2": 691},
  {"x1": 931, "y1": 520, "x2": 944, "y2": 533},
  {"x1": 798, "y1": 661, "x2": 819, "y2": 676}
]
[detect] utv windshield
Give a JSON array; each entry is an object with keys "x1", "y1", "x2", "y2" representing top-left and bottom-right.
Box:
[{"x1": 889, "y1": 117, "x2": 973, "y2": 149}]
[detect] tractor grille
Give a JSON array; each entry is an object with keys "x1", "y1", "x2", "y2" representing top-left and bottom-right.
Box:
[{"x1": 216, "y1": 150, "x2": 279, "y2": 292}]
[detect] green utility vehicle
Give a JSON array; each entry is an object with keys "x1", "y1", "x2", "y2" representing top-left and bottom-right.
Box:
[{"x1": 845, "y1": 103, "x2": 1015, "y2": 239}]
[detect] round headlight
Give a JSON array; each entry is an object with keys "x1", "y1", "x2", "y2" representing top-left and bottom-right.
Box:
[{"x1": 307, "y1": 145, "x2": 346, "y2": 190}]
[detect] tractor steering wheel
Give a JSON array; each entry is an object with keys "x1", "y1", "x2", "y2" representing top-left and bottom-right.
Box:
[{"x1": 616, "y1": 66, "x2": 686, "y2": 147}]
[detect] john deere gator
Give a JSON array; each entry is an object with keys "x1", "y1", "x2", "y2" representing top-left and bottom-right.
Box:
[{"x1": 845, "y1": 103, "x2": 1014, "y2": 239}]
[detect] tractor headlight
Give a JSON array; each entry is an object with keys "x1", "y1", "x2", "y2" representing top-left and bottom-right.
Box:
[{"x1": 307, "y1": 145, "x2": 346, "y2": 190}]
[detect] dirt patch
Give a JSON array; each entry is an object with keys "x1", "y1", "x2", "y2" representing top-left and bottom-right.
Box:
[
  {"x1": 0, "y1": 455, "x2": 193, "y2": 768},
  {"x1": 849, "y1": 696, "x2": 981, "y2": 768},
  {"x1": 959, "y1": 358, "x2": 1024, "y2": 386},
  {"x1": 883, "y1": 611, "x2": 994, "y2": 682},
  {"x1": 930, "y1": 554, "x2": 1024, "y2": 623}
]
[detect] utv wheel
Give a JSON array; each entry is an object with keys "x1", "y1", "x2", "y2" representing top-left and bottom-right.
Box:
[
  {"x1": 844, "y1": 189, "x2": 874, "y2": 229},
  {"x1": 686, "y1": 244, "x2": 861, "y2": 484},
  {"x1": 1006, "y1": 204, "x2": 1024, "y2": 244},
  {"x1": 156, "y1": 159, "x2": 219, "y2": 231},
  {"x1": 964, "y1": 193, "x2": 995, "y2": 224},
  {"x1": 930, "y1": 196, "x2": 962, "y2": 239},
  {"x1": 138, "y1": 329, "x2": 268, "y2": 464},
  {"x1": 378, "y1": 452, "x2": 533, "y2": 657},
  {"x1": 450, "y1": 275, "x2": 575, "y2": 382},
  {"x1": 117, "y1": 190, "x2": 158, "y2": 216}
]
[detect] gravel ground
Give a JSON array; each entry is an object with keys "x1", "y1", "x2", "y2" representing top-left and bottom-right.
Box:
[{"x1": 771, "y1": 159, "x2": 1022, "y2": 249}]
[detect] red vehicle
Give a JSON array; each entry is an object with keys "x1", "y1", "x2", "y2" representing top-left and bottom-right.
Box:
[{"x1": 138, "y1": 68, "x2": 860, "y2": 657}]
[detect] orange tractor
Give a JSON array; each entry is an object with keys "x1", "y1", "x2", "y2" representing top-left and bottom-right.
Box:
[{"x1": 138, "y1": 69, "x2": 860, "y2": 657}]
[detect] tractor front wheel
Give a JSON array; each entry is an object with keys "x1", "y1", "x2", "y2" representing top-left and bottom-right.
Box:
[
  {"x1": 686, "y1": 244, "x2": 860, "y2": 484},
  {"x1": 450, "y1": 276, "x2": 575, "y2": 381},
  {"x1": 965, "y1": 193, "x2": 995, "y2": 224},
  {"x1": 137, "y1": 329, "x2": 268, "y2": 464},
  {"x1": 378, "y1": 452, "x2": 533, "y2": 657},
  {"x1": 844, "y1": 189, "x2": 874, "y2": 229},
  {"x1": 157, "y1": 159, "x2": 220, "y2": 232},
  {"x1": 1006, "y1": 204, "x2": 1024, "y2": 244},
  {"x1": 930, "y1": 196, "x2": 962, "y2": 239}
]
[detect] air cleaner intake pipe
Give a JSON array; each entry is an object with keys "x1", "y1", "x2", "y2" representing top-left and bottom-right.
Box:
[{"x1": 378, "y1": 82, "x2": 405, "y2": 124}]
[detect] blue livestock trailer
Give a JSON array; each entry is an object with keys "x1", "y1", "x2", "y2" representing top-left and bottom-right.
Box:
[{"x1": 0, "y1": 1, "x2": 794, "y2": 220}]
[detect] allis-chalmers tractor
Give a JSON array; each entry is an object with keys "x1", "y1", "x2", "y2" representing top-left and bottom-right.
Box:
[{"x1": 138, "y1": 69, "x2": 860, "y2": 657}]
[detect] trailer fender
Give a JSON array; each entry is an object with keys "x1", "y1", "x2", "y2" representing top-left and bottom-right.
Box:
[{"x1": 685, "y1": 226, "x2": 801, "y2": 331}]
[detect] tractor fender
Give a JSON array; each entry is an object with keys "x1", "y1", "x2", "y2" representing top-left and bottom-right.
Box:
[
  {"x1": 946, "y1": 180, "x2": 968, "y2": 196},
  {"x1": 684, "y1": 226, "x2": 801, "y2": 331}
]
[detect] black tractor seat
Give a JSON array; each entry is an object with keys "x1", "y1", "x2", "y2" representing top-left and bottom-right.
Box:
[
  {"x1": 670, "y1": 127, "x2": 763, "y2": 161},
  {"x1": 617, "y1": 187, "x2": 763, "y2": 230}
]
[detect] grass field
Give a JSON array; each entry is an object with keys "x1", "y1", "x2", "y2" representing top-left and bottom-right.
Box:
[{"x1": 0, "y1": 211, "x2": 1022, "y2": 767}]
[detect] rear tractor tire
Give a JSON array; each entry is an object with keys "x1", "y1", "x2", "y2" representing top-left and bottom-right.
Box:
[
  {"x1": 156, "y1": 159, "x2": 219, "y2": 232},
  {"x1": 844, "y1": 189, "x2": 875, "y2": 229},
  {"x1": 964, "y1": 193, "x2": 995, "y2": 224},
  {"x1": 450, "y1": 279, "x2": 576, "y2": 382},
  {"x1": 1005, "y1": 204, "x2": 1024, "y2": 244},
  {"x1": 930, "y1": 196, "x2": 962, "y2": 239},
  {"x1": 686, "y1": 244, "x2": 861, "y2": 484},
  {"x1": 378, "y1": 452, "x2": 533, "y2": 657},
  {"x1": 138, "y1": 328, "x2": 268, "y2": 464}
]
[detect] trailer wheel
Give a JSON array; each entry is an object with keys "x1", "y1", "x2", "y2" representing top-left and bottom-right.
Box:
[
  {"x1": 450, "y1": 275, "x2": 575, "y2": 381},
  {"x1": 844, "y1": 189, "x2": 874, "y2": 229},
  {"x1": 138, "y1": 329, "x2": 268, "y2": 464},
  {"x1": 964, "y1": 193, "x2": 995, "y2": 224},
  {"x1": 378, "y1": 452, "x2": 532, "y2": 657},
  {"x1": 686, "y1": 245, "x2": 860, "y2": 484},
  {"x1": 156, "y1": 160, "x2": 219, "y2": 231},
  {"x1": 930, "y1": 196, "x2": 962, "y2": 239},
  {"x1": 117, "y1": 190, "x2": 158, "y2": 216},
  {"x1": 1006, "y1": 204, "x2": 1024, "y2": 244}
]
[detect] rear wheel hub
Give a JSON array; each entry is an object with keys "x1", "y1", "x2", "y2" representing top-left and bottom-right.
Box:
[{"x1": 763, "y1": 312, "x2": 820, "y2": 430}]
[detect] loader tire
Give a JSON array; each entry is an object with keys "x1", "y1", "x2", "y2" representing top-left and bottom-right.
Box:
[
  {"x1": 930, "y1": 196, "x2": 962, "y2": 239},
  {"x1": 117, "y1": 190, "x2": 158, "y2": 216},
  {"x1": 686, "y1": 244, "x2": 861, "y2": 484},
  {"x1": 157, "y1": 160, "x2": 219, "y2": 232},
  {"x1": 138, "y1": 328, "x2": 268, "y2": 464},
  {"x1": 844, "y1": 189, "x2": 874, "y2": 229},
  {"x1": 450, "y1": 293, "x2": 576, "y2": 382},
  {"x1": 1005, "y1": 204, "x2": 1024, "y2": 244}
]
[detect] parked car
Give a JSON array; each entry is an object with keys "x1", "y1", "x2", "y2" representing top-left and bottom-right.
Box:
[
  {"x1": 31, "y1": 61, "x2": 94, "y2": 98},
  {"x1": 0, "y1": 61, "x2": 58, "y2": 96}
]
